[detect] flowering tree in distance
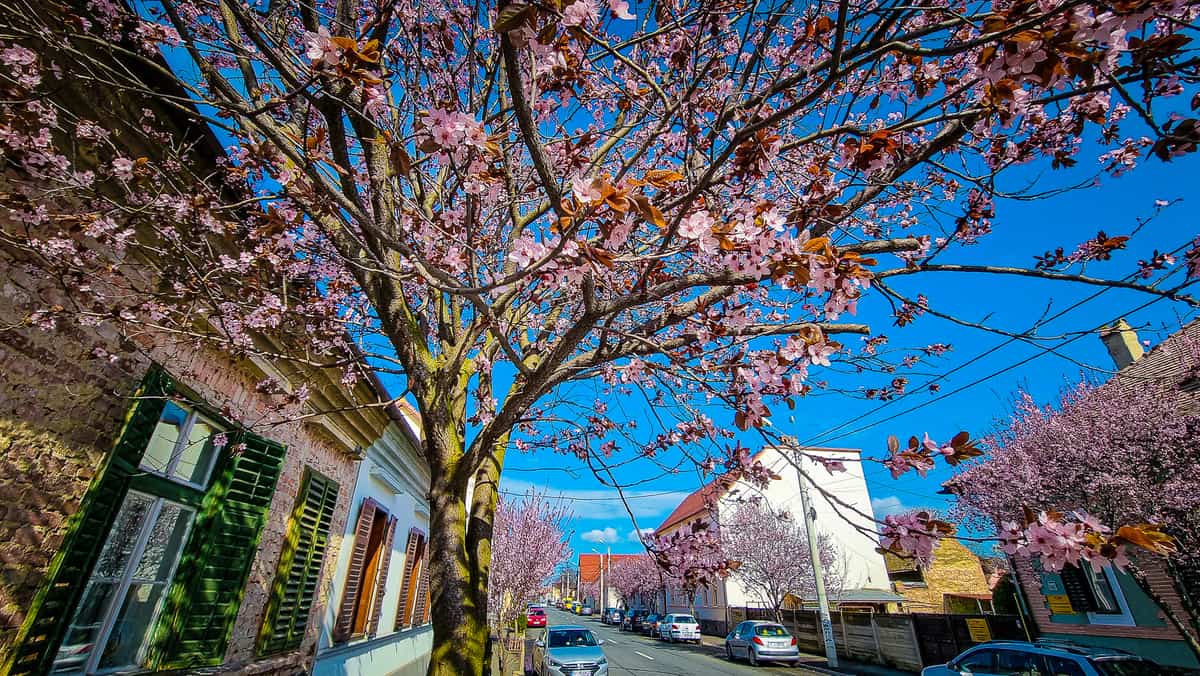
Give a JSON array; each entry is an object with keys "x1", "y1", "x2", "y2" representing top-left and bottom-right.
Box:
[
  {"x1": 608, "y1": 555, "x2": 665, "y2": 611},
  {"x1": 487, "y1": 492, "x2": 572, "y2": 632},
  {"x1": 947, "y1": 376, "x2": 1200, "y2": 654},
  {"x1": 1, "y1": 0, "x2": 1199, "y2": 672},
  {"x1": 722, "y1": 502, "x2": 841, "y2": 622}
]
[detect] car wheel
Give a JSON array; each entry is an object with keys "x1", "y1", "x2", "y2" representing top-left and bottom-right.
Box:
[{"x1": 748, "y1": 648, "x2": 759, "y2": 667}]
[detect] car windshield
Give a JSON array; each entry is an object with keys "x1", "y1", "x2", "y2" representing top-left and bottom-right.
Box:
[
  {"x1": 548, "y1": 630, "x2": 598, "y2": 648},
  {"x1": 674, "y1": 615, "x2": 697, "y2": 624},
  {"x1": 755, "y1": 625, "x2": 789, "y2": 637},
  {"x1": 529, "y1": 609, "x2": 545, "y2": 616},
  {"x1": 1089, "y1": 658, "x2": 1162, "y2": 676}
]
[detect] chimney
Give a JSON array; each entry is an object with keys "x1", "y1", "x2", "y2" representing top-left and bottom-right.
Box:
[{"x1": 1100, "y1": 319, "x2": 1144, "y2": 369}]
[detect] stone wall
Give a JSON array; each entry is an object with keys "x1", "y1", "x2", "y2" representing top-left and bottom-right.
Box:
[
  {"x1": 891, "y1": 538, "x2": 991, "y2": 613},
  {"x1": 0, "y1": 251, "x2": 362, "y2": 672}
]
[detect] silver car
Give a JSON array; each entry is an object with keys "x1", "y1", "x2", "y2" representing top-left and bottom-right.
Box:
[
  {"x1": 920, "y1": 639, "x2": 1168, "y2": 676},
  {"x1": 725, "y1": 620, "x2": 801, "y2": 666},
  {"x1": 533, "y1": 626, "x2": 609, "y2": 676}
]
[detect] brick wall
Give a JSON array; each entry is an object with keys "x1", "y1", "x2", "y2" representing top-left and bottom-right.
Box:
[{"x1": 0, "y1": 250, "x2": 362, "y2": 672}]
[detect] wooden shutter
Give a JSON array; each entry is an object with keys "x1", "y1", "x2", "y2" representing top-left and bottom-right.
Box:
[
  {"x1": 333, "y1": 498, "x2": 381, "y2": 642},
  {"x1": 6, "y1": 367, "x2": 173, "y2": 676},
  {"x1": 256, "y1": 469, "x2": 339, "y2": 655},
  {"x1": 367, "y1": 517, "x2": 398, "y2": 636},
  {"x1": 414, "y1": 553, "x2": 431, "y2": 625},
  {"x1": 394, "y1": 529, "x2": 426, "y2": 630},
  {"x1": 152, "y1": 432, "x2": 287, "y2": 667},
  {"x1": 1059, "y1": 564, "x2": 1098, "y2": 612}
]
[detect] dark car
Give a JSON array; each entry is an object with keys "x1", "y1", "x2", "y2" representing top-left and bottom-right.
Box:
[
  {"x1": 641, "y1": 614, "x2": 660, "y2": 636},
  {"x1": 620, "y1": 610, "x2": 646, "y2": 632}
]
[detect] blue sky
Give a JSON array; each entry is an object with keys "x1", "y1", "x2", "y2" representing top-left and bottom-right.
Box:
[{"x1": 499, "y1": 149, "x2": 1200, "y2": 560}]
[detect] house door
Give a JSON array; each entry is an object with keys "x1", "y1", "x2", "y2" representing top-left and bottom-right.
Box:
[{"x1": 51, "y1": 491, "x2": 195, "y2": 674}]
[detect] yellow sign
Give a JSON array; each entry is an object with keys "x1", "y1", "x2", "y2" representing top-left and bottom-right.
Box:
[
  {"x1": 1046, "y1": 594, "x2": 1075, "y2": 614},
  {"x1": 965, "y1": 618, "x2": 991, "y2": 643}
]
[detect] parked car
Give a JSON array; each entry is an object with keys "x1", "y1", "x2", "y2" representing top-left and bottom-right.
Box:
[
  {"x1": 620, "y1": 609, "x2": 646, "y2": 632},
  {"x1": 641, "y1": 614, "x2": 660, "y2": 636},
  {"x1": 725, "y1": 620, "x2": 800, "y2": 667},
  {"x1": 657, "y1": 613, "x2": 701, "y2": 643},
  {"x1": 581, "y1": 605, "x2": 594, "y2": 616},
  {"x1": 527, "y1": 606, "x2": 548, "y2": 629},
  {"x1": 533, "y1": 625, "x2": 609, "y2": 676},
  {"x1": 604, "y1": 608, "x2": 623, "y2": 625},
  {"x1": 571, "y1": 602, "x2": 581, "y2": 614},
  {"x1": 921, "y1": 639, "x2": 1173, "y2": 676}
]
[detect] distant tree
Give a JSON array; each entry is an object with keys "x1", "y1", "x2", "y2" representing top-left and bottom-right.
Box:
[
  {"x1": 722, "y1": 502, "x2": 840, "y2": 622},
  {"x1": 608, "y1": 555, "x2": 665, "y2": 611},
  {"x1": 948, "y1": 375, "x2": 1200, "y2": 655},
  {"x1": 488, "y1": 492, "x2": 572, "y2": 633}
]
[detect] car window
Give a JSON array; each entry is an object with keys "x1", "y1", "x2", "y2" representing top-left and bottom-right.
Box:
[
  {"x1": 755, "y1": 625, "x2": 789, "y2": 637},
  {"x1": 548, "y1": 630, "x2": 598, "y2": 648},
  {"x1": 1046, "y1": 656, "x2": 1087, "y2": 676},
  {"x1": 957, "y1": 648, "x2": 998, "y2": 672},
  {"x1": 1089, "y1": 658, "x2": 1163, "y2": 676},
  {"x1": 675, "y1": 615, "x2": 697, "y2": 624},
  {"x1": 996, "y1": 649, "x2": 1047, "y2": 675},
  {"x1": 529, "y1": 609, "x2": 545, "y2": 616}
]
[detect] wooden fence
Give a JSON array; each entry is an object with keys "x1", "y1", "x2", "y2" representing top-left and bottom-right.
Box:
[{"x1": 728, "y1": 607, "x2": 1026, "y2": 672}]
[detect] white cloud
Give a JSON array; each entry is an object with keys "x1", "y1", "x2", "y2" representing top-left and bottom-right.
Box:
[
  {"x1": 871, "y1": 495, "x2": 907, "y2": 517},
  {"x1": 499, "y1": 478, "x2": 691, "y2": 522},
  {"x1": 627, "y1": 528, "x2": 655, "y2": 542},
  {"x1": 581, "y1": 527, "x2": 620, "y2": 544}
]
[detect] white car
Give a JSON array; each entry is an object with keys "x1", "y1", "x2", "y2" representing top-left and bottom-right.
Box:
[
  {"x1": 921, "y1": 639, "x2": 1168, "y2": 676},
  {"x1": 657, "y1": 613, "x2": 701, "y2": 643}
]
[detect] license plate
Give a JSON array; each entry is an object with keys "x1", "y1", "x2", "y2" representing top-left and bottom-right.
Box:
[{"x1": 567, "y1": 671, "x2": 592, "y2": 676}]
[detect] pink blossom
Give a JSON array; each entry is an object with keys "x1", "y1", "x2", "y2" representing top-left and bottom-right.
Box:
[
  {"x1": 608, "y1": 0, "x2": 635, "y2": 20},
  {"x1": 562, "y1": 0, "x2": 599, "y2": 26},
  {"x1": 303, "y1": 26, "x2": 340, "y2": 67}
]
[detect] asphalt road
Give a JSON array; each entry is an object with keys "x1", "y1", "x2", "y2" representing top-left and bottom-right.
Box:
[{"x1": 528, "y1": 607, "x2": 808, "y2": 676}]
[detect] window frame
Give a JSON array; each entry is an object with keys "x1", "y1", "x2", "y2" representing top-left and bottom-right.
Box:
[
  {"x1": 1085, "y1": 565, "x2": 1136, "y2": 627},
  {"x1": 138, "y1": 401, "x2": 226, "y2": 490}
]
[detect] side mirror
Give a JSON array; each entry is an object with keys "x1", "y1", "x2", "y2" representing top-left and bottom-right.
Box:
[
  {"x1": 598, "y1": 639, "x2": 605, "y2": 645},
  {"x1": 535, "y1": 640, "x2": 545, "y2": 648}
]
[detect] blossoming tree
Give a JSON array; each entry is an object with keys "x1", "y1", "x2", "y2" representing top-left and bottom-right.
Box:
[
  {"x1": 722, "y1": 502, "x2": 841, "y2": 622},
  {"x1": 1, "y1": 0, "x2": 1199, "y2": 672},
  {"x1": 487, "y1": 492, "x2": 572, "y2": 632},
  {"x1": 947, "y1": 374, "x2": 1200, "y2": 654},
  {"x1": 608, "y1": 554, "x2": 665, "y2": 611}
]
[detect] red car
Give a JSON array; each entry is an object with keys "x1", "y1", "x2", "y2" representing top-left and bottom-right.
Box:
[{"x1": 527, "y1": 606, "x2": 547, "y2": 628}]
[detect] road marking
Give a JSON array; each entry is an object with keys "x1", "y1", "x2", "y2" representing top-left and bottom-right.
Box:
[{"x1": 634, "y1": 651, "x2": 655, "y2": 661}]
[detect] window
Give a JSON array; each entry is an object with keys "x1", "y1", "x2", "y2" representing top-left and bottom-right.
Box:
[
  {"x1": 394, "y1": 528, "x2": 429, "y2": 630},
  {"x1": 1046, "y1": 656, "x2": 1087, "y2": 676},
  {"x1": 548, "y1": 629, "x2": 598, "y2": 648},
  {"x1": 13, "y1": 367, "x2": 289, "y2": 676},
  {"x1": 333, "y1": 499, "x2": 397, "y2": 641},
  {"x1": 259, "y1": 469, "x2": 340, "y2": 654},
  {"x1": 52, "y1": 493, "x2": 195, "y2": 674},
  {"x1": 956, "y1": 648, "x2": 997, "y2": 672},
  {"x1": 1059, "y1": 563, "x2": 1135, "y2": 626},
  {"x1": 140, "y1": 401, "x2": 223, "y2": 487},
  {"x1": 996, "y1": 649, "x2": 1047, "y2": 675}
]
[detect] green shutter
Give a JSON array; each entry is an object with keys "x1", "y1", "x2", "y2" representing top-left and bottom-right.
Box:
[
  {"x1": 257, "y1": 469, "x2": 339, "y2": 655},
  {"x1": 6, "y1": 366, "x2": 173, "y2": 676},
  {"x1": 151, "y1": 432, "x2": 287, "y2": 668}
]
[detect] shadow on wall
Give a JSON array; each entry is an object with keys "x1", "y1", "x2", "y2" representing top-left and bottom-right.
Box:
[{"x1": 312, "y1": 625, "x2": 433, "y2": 676}]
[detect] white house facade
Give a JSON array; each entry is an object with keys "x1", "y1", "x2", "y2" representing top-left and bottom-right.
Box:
[
  {"x1": 313, "y1": 405, "x2": 434, "y2": 676},
  {"x1": 657, "y1": 446, "x2": 894, "y2": 631}
]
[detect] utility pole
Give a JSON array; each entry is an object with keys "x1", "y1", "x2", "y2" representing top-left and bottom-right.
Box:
[{"x1": 794, "y1": 445, "x2": 840, "y2": 668}]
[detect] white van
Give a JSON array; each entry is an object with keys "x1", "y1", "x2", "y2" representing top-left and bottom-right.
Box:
[{"x1": 657, "y1": 613, "x2": 701, "y2": 643}]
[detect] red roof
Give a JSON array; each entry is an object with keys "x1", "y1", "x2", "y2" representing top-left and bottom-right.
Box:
[
  {"x1": 654, "y1": 477, "x2": 732, "y2": 534},
  {"x1": 578, "y1": 553, "x2": 644, "y2": 583}
]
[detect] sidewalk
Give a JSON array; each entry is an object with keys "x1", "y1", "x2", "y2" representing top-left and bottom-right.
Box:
[{"x1": 697, "y1": 634, "x2": 917, "y2": 676}]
